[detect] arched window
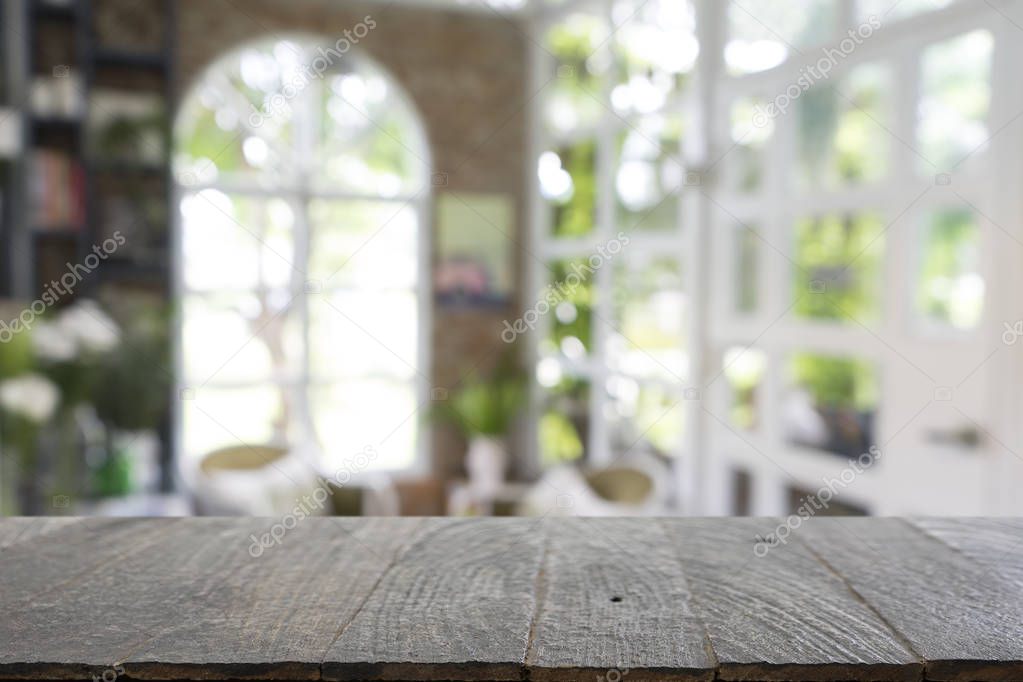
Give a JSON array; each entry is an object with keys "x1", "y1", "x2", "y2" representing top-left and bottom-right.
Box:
[{"x1": 174, "y1": 37, "x2": 430, "y2": 472}]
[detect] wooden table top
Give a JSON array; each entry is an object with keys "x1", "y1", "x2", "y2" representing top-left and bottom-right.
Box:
[{"x1": 0, "y1": 517, "x2": 1021, "y2": 682}]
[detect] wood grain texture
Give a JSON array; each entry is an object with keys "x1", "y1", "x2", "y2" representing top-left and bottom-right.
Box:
[
  {"x1": 0, "y1": 517, "x2": 178, "y2": 613},
  {"x1": 0, "y1": 518, "x2": 422, "y2": 681},
  {"x1": 1, "y1": 517, "x2": 1022, "y2": 682},
  {"x1": 0, "y1": 519, "x2": 203, "y2": 678},
  {"x1": 322, "y1": 517, "x2": 545, "y2": 681},
  {"x1": 125, "y1": 517, "x2": 424, "y2": 680},
  {"x1": 662, "y1": 518, "x2": 920, "y2": 681},
  {"x1": 527, "y1": 517, "x2": 714, "y2": 682},
  {"x1": 0, "y1": 518, "x2": 241, "y2": 679},
  {"x1": 0, "y1": 517, "x2": 83, "y2": 549},
  {"x1": 911, "y1": 517, "x2": 1023, "y2": 588},
  {"x1": 798, "y1": 517, "x2": 1023, "y2": 682}
]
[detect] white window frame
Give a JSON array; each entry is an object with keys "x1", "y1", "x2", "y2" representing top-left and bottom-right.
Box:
[
  {"x1": 525, "y1": 0, "x2": 707, "y2": 507},
  {"x1": 704, "y1": 0, "x2": 1023, "y2": 516},
  {"x1": 527, "y1": 0, "x2": 1023, "y2": 515},
  {"x1": 172, "y1": 37, "x2": 433, "y2": 475}
]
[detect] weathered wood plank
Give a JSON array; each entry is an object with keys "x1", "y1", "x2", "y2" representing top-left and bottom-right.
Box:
[
  {"x1": 0, "y1": 517, "x2": 83, "y2": 549},
  {"x1": 0, "y1": 517, "x2": 179, "y2": 611},
  {"x1": 322, "y1": 517, "x2": 545, "y2": 681},
  {"x1": 0, "y1": 518, "x2": 243, "y2": 680},
  {"x1": 1, "y1": 517, "x2": 1021, "y2": 682},
  {"x1": 911, "y1": 518, "x2": 1023, "y2": 588},
  {"x1": 125, "y1": 517, "x2": 424, "y2": 680},
  {"x1": 798, "y1": 517, "x2": 1023, "y2": 682},
  {"x1": 0, "y1": 517, "x2": 423, "y2": 680},
  {"x1": 662, "y1": 518, "x2": 920, "y2": 681},
  {"x1": 0, "y1": 519, "x2": 203, "y2": 678},
  {"x1": 527, "y1": 517, "x2": 715, "y2": 682}
]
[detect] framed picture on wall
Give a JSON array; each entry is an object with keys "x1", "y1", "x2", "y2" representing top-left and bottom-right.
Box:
[{"x1": 434, "y1": 192, "x2": 514, "y2": 307}]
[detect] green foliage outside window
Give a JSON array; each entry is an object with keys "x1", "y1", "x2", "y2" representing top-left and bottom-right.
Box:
[
  {"x1": 551, "y1": 141, "x2": 596, "y2": 237},
  {"x1": 793, "y1": 213, "x2": 883, "y2": 321},
  {"x1": 790, "y1": 354, "x2": 878, "y2": 412},
  {"x1": 539, "y1": 376, "x2": 589, "y2": 466},
  {"x1": 548, "y1": 259, "x2": 594, "y2": 353},
  {"x1": 917, "y1": 209, "x2": 983, "y2": 329}
]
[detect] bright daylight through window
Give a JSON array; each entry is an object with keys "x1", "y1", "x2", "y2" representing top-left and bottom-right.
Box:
[{"x1": 174, "y1": 37, "x2": 429, "y2": 472}]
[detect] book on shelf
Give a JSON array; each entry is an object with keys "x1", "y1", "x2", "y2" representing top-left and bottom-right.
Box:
[{"x1": 29, "y1": 149, "x2": 86, "y2": 232}]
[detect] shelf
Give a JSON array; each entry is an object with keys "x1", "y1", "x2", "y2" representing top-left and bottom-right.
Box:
[
  {"x1": 99, "y1": 261, "x2": 169, "y2": 279},
  {"x1": 31, "y1": 115, "x2": 83, "y2": 131},
  {"x1": 31, "y1": 1, "x2": 77, "y2": 21},
  {"x1": 95, "y1": 49, "x2": 169, "y2": 71},
  {"x1": 32, "y1": 227, "x2": 82, "y2": 237},
  {"x1": 89, "y1": 160, "x2": 167, "y2": 176}
]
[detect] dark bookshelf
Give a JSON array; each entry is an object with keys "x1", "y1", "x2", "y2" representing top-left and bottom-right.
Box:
[
  {"x1": 30, "y1": 1, "x2": 78, "y2": 21},
  {"x1": 6, "y1": 0, "x2": 178, "y2": 493},
  {"x1": 0, "y1": 2, "x2": 11, "y2": 298},
  {"x1": 95, "y1": 48, "x2": 167, "y2": 70}
]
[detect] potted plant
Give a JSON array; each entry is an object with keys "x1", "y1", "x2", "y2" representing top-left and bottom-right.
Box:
[
  {"x1": 436, "y1": 353, "x2": 525, "y2": 501},
  {"x1": 90, "y1": 303, "x2": 170, "y2": 497},
  {"x1": 31, "y1": 300, "x2": 122, "y2": 501},
  {"x1": 0, "y1": 372, "x2": 60, "y2": 514}
]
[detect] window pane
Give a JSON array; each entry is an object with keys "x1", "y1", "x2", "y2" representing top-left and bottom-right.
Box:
[
  {"x1": 542, "y1": 258, "x2": 596, "y2": 360},
  {"x1": 606, "y1": 377, "x2": 684, "y2": 457},
  {"x1": 307, "y1": 199, "x2": 418, "y2": 289},
  {"x1": 734, "y1": 224, "x2": 759, "y2": 314},
  {"x1": 610, "y1": 257, "x2": 686, "y2": 380},
  {"x1": 793, "y1": 212, "x2": 884, "y2": 321},
  {"x1": 174, "y1": 41, "x2": 301, "y2": 183},
  {"x1": 312, "y1": 380, "x2": 417, "y2": 470},
  {"x1": 540, "y1": 141, "x2": 597, "y2": 237},
  {"x1": 726, "y1": 0, "x2": 837, "y2": 75},
  {"x1": 176, "y1": 37, "x2": 426, "y2": 475},
  {"x1": 784, "y1": 352, "x2": 878, "y2": 457},
  {"x1": 723, "y1": 346, "x2": 766, "y2": 430},
  {"x1": 611, "y1": 0, "x2": 696, "y2": 115},
  {"x1": 917, "y1": 209, "x2": 983, "y2": 329},
  {"x1": 797, "y1": 63, "x2": 891, "y2": 189},
  {"x1": 309, "y1": 292, "x2": 418, "y2": 380},
  {"x1": 183, "y1": 385, "x2": 289, "y2": 459},
  {"x1": 183, "y1": 292, "x2": 301, "y2": 385},
  {"x1": 182, "y1": 191, "x2": 296, "y2": 292},
  {"x1": 544, "y1": 13, "x2": 608, "y2": 135},
  {"x1": 313, "y1": 65, "x2": 428, "y2": 196},
  {"x1": 615, "y1": 115, "x2": 683, "y2": 231},
  {"x1": 919, "y1": 31, "x2": 992, "y2": 171},
  {"x1": 729, "y1": 96, "x2": 773, "y2": 193},
  {"x1": 537, "y1": 370, "x2": 589, "y2": 466}
]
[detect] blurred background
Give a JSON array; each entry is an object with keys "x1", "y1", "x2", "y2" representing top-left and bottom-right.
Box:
[{"x1": 1, "y1": 0, "x2": 1022, "y2": 518}]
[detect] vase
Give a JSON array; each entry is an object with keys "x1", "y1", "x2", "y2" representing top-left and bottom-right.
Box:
[{"x1": 466, "y1": 436, "x2": 506, "y2": 501}]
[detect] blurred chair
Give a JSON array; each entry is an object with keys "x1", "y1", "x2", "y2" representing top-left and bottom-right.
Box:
[
  {"x1": 518, "y1": 452, "x2": 671, "y2": 516},
  {"x1": 182, "y1": 443, "x2": 399, "y2": 516},
  {"x1": 183, "y1": 444, "x2": 315, "y2": 516}
]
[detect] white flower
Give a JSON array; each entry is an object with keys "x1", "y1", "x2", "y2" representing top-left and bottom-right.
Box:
[
  {"x1": 0, "y1": 374, "x2": 60, "y2": 424},
  {"x1": 31, "y1": 320, "x2": 78, "y2": 362},
  {"x1": 58, "y1": 300, "x2": 120, "y2": 354}
]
